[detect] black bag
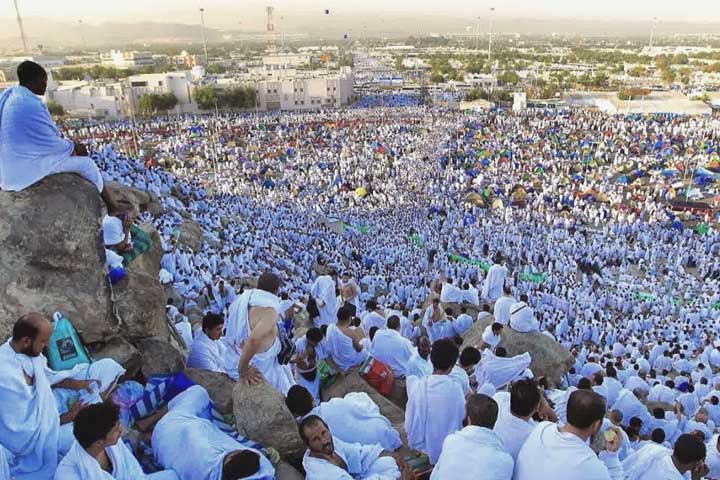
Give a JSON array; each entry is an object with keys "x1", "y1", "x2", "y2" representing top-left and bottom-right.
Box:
[
  {"x1": 307, "y1": 295, "x2": 320, "y2": 319},
  {"x1": 276, "y1": 324, "x2": 296, "y2": 365}
]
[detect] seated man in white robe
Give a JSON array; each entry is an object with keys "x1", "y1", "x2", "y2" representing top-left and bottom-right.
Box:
[
  {"x1": 622, "y1": 433, "x2": 708, "y2": 480},
  {"x1": 0, "y1": 61, "x2": 115, "y2": 209},
  {"x1": 405, "y1": 339, "x2": 466, "y2": 465},
  {"x1": 492, "y1": 378, "x2": 541, "y2": 460},
  {"x1": 294, "y1": 328, "x2": 326, "y2": 403},
  {"x1": 452, "y1": 307, "x2": 473, "y2": 336},
  {"x1": 492, "y1": 286, "x2": 515, "y2": 325},
  {"x1": 152, "y1": 385, "x2": 275, "y2": 480},
  {"x1": 300, "y1": 415, "x2": 410, "y2": 480},
  {"x1": 509, "y1": 294, "x2": 540, "y2": 333},
  {"x1": 55, "y1": 402, "x2": 177, "y2": 480},
  {"x1": 422, "y1": 299, "x2": 448, "y2": 343},
  {"x1": 611, "y1": 388, "x2": 653, "y2": 436},
  {"x1": 371, "y1": 316, "x2": 414, "y2": 378},
  {"x1": 431, "y1": 393, "x2": 514, "y2": 480},
  {"x1": 325, "y1": 305, "x2": 369, "y2": 373},
  {"x1": 0, "y1": 313, "x2": 122, "y2": 480},
  {"x1": 103, "y1": 213, "x2": 134, "y2": 256},
  {"x1": 480, "y1": 322, "x2": 503, "y2": 351},
  {"x1": 439, "y1": 279, "x2": 464, "y2": 304},
  {"x1": 362, "y1": 300, "x2": 387, "y2": 336},
  {"x1": 475, "y1": 347, "x2": 532, "y2": 390},
  {"x1": 515, "y1": 390, "x2": 624, "y2": 480},
  {"x1": 286, "y1": 385, "x2": 402, "y2": 451},
  {"x1": 229, "y1": 273, "x2": 295, "y2": 395},
  {"x1": 186, "y1": 313, "x2": 227, "y2": 374},
  {"x1": 405, "y1": 336, "x2": 433, "y2": 379}
]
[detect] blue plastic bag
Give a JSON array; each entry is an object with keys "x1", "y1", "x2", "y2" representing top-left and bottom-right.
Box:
[{"x1": 47, "y1": 312, "x2": 92, "y2": 371}]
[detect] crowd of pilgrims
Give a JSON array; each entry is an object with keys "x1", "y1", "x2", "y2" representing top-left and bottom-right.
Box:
[
  {"x1": 5, "y1": 91, "x2": 720, "y2": 479},
  {"x1": 66, "y1": 105, "x2": 720, "y2": 479}
]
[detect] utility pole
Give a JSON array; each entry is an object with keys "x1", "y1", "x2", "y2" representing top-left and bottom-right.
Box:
[
  {"x1": 488, "y1": 7, "x2": 495, "y2": 63},
  {"x1": 476, "y1": 16, "x2": 481, "y2": 52},
  {"x1": 13, "y1": 0, "x2": 28, "y2": 53},
  {"x1": 199, "y1": 8, "x2": 209, "y2": 66}
]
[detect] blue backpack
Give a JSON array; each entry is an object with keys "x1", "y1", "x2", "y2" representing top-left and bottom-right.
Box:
[{"x1": 47, "y1": 312, "x2": 92, "y2": 371}]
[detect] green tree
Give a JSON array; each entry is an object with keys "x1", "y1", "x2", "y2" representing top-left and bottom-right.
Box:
[
  {"x1": 430, "y1": 71, "x2": 444, "y2": 83},
  {"x1": 629, "y1": 66, "x2": 646, "y2": 77},
  {"x1": 497, "y1": 70, "x2": 520, "y2": 85},
  {"x1": 661, "y1": 68, "x2": 677, "y2": 84},
  {"x1": 46, "y1": 100, "x2": 65, "y2": 116},
  {"x1": 465, "y1": 87, "x2": 486, "y2": 101},
  {"x1": 206, "y1": 64, "x2": 227, "y2": 74},
  {"x1": 193, "y1": 85, "x2": 219, "y2": 110},
  {"x1": 138, "y1": 93, "x2": 178, "y2": 115}
]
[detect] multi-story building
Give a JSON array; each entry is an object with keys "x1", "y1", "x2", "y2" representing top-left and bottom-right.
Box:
[
  {"x1": 253, "y1": 67, "x2": 355, "y2": 110},
  {"x1": 100, "y1": 50, "x2": 154, "y2": 69}
]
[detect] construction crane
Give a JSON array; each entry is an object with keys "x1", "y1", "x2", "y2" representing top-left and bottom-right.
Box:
[{"x1": 13, "y1": 0, "x2": 29, "y2": 53}]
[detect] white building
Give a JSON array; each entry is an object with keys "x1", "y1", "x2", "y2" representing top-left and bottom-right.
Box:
[
  {"x1": 126, "y1": 72, "x2": 196, "y2": 111},
  {"x1": 254, "y1": 67, "x2": 354, "y2": 110},
  {"x1": 464, "y1": 73, "x2": 498, "y2": 90},
  {"x1": 100, "y1": 50, "x2": 154, "y2": 69},
  {"x1": 262, "y1": 54, "x2": 312, "y2": 68},
  {"x1": 47, "y1": 80, "x2": 123, "y2": 118}
]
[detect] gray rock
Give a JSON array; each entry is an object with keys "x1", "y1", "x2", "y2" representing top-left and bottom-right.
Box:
[
  {"x1": 91, "y1": 337, "x2": 143, "y2": 378},
  {"x1": 136, "y1": 337, "x2": 185, "y2": 377},
  {"x1": 233, "y1": 380, "x2": 305, "y2": 462},
  {"x1": 114, "y1": 270, "x2": 169, "y2": 340},
  {"x1": 0, "y1": 174, "x2": 115, "y2": 342},
  {"x1": 184, "y1": 368, "x2": 235, "y2": 415},
  {"x1": 275, "y1": 461, "x2": 304, "y2": 480},
  {"x1": 462, "y1": 317, "x2": 575, "y2": 388},
  {"x1": 176, "y1": 217, "x2": 203, "y2": 252}
]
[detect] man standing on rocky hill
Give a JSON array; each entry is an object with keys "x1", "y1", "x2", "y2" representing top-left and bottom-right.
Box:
[{"x1": 0, "y1": 60, "x2": 116, "y2": 211}]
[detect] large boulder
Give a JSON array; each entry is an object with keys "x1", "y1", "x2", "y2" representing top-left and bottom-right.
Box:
[
  {"x1": 463, "y1": 317, "x2": 574, "y2": 388},
  {"x1": 322, "y1": 369, "x2": 405, "y2": 426},
  {"x1": 232, "y1": 381, "x2": 305, "y2": 462},
  {"x1": 184, "y1": 368, "x2": 235, "y2": 415},
  {"x1": 114, "y1": 269, "x2": 169, "y2": 340},
  {"x1": 105, "y1": 181, "x2": 163, "y2": 216},
  {"x1": 90, "y1": 336, "x2": 143, "y2": 378},
  {"x1": 275, "y1": 461, "x2": 304, "y2": 480},
  {"x1": 136, "y1": 337, "x2": 185, "y2": 377},
  {"x1": 176, "y1": 217, "x2": 204, "y2": 252},
  {"x1": 0, "y1": 174, "x2": 115, "y2": 342}
]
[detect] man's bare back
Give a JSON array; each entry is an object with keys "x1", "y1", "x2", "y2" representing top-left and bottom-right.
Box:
[{"x1": 247, "y1": 306, "x2": 278, "y2": 353}]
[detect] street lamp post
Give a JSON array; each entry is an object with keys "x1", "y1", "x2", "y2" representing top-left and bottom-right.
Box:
[
  {"x1": 199, "y1": 8, "x2": 209, "y2": 66},
  {"x1": 488, "y1": 7, "x2": 495, "y2": 63}
]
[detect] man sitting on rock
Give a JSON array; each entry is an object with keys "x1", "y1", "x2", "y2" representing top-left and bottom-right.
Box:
[
  {"x1": 186, "y1": 312, "x2": 227, "y2": 374},
  {"x1": 286, "y1": 385, "x2": 402, "y2": 451},
  {"x1": 227, "y1": 272, "x2": 295, "y2": 395},
  {"x1": 151, "y1": 385, "x2": 274, "y2": 480},
  {"x1": 0, "y1": 61, "x2": 116, "y2": 210},
  {"x1": 325, "y1": 304, "x2": 369, "y2": 373},
  {"x1": 509, "y1": 294, "x2": 539, "y2": 333},
  {"x1": 103, "y1": 211, "x2": 135, "y2": 255},
  {"x1": 300, "y1": 415, "x2": 411, "y2": 479},
  {"x1": 55, "y1": 402, "x2": 178, "y2": 479}
]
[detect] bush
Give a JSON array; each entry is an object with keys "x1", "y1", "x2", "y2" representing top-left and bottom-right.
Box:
[
  {"x1": 46, "y1": 100, "x2": 65, "y2": 116},
  {"x1": 618, "y1": 88, "x2": 651, "y2": 101}
]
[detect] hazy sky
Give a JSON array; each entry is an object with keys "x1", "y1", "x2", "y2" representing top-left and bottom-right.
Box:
[{"x1": 4, "y1": 0, "x2": 720, "y2": 27}]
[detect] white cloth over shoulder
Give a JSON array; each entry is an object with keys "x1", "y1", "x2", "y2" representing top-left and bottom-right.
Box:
[
  {"x1": 0, "y1": 86, "x2": 73, "y2": 191},
  {"x1": 54, "y1": 439, "x2": 179, "y2": 480},
  {"x1": 514, "y1": 421, "x2": 624, "y2": 480},
  {"x1": 475, "y1": 350, "x2": 531, "y2": 389},
  {"x1": 302, "y1": 437, "x2": 400, "y2": 480},
  {"x1": 621, "y1": 443, "x2": 677, "y2": 480},
  {"x1": 0, "y1": 445, "x2": 11, "y2": 480},
  {"x1": 325, "y1": 324, "x2": 368, "y2": 372},
  {"x1": 430, "y1": 426, "x2": 514, "y2": 480},
  {"x1": 152, "y1": 385, "x2": 274, "y2": 480},
  {"x1": 225, "y1": 289, "x2": 280, "y2": 353},
  {"x1": 405, "y1": 375, "x2": 465, "y2": 465},
  {"x1": 313, "y1": 392, "x2": 402, "y2": 451},
  {"x1": 0, "y1": 341, "x2": 60, "y2": 480}
]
